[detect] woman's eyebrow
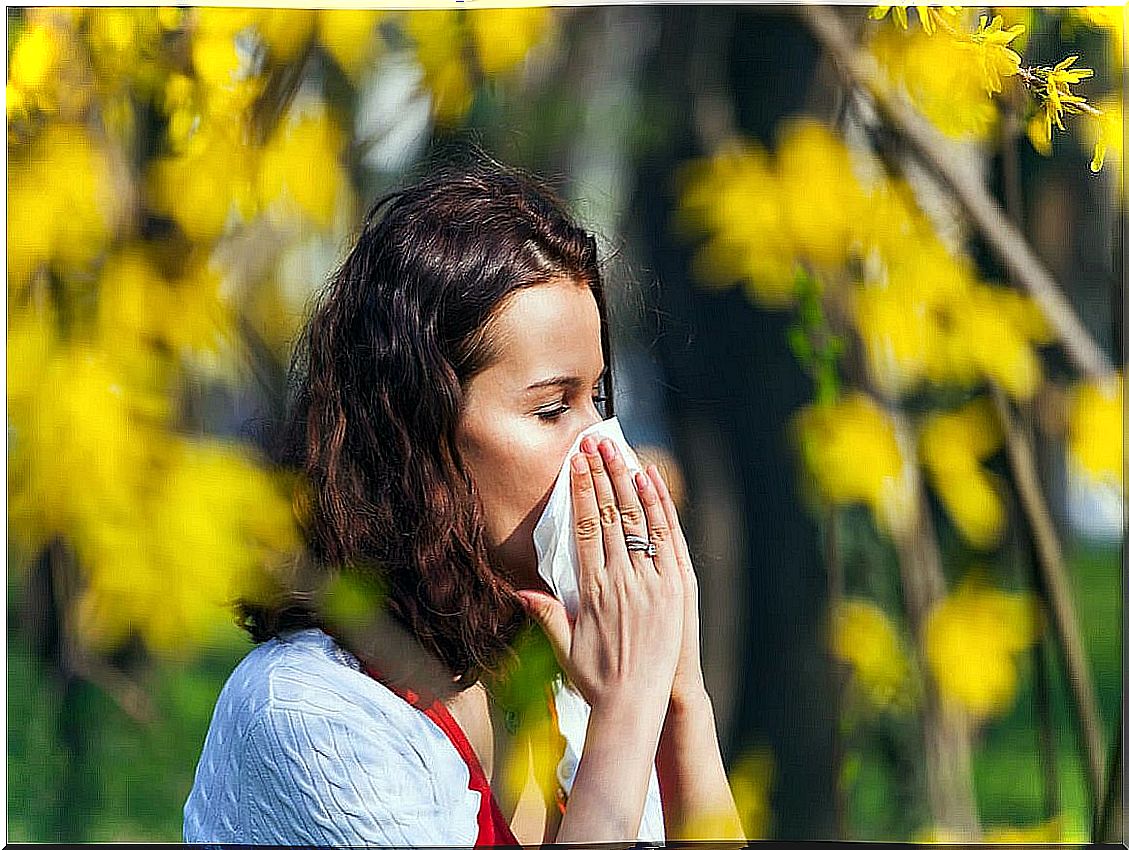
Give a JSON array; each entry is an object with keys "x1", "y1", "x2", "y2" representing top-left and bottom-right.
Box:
[{"x1": 523, "y1": 366, "x2": 607, "y2": 394}]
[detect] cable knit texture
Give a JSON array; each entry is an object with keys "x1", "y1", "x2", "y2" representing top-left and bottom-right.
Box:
[{"x1": 183, "y1": 627, "x2": 481, "y2": 846}]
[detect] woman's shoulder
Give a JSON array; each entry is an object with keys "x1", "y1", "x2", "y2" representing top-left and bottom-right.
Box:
[
  {"x1": 216, "y1": 627, "x2": 402, "y2": 720},
  {"x1": 184, "y1": 627, "x2": 481, "y2": 846},
  {"x1": 200, "y1": 626, "x2": 459, "y2": 763}
]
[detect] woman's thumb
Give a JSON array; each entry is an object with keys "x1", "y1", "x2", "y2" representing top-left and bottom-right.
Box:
[{"x1": 514, "y1": 590, "x2": 572, "y2": 661}]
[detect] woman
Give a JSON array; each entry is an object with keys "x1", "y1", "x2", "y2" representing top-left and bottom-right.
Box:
[{"x1": 183, "y1": 154, "x2": 745, "y2": 846}]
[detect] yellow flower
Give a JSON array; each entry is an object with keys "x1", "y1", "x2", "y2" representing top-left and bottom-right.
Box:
[
  {"x1": 925, "y1": 574, "x2": 1039, "y2": 720},
  {"x1": 405, "y1": 11, "x2": 474, "y2": 124},
  {"x1": 157, "y1": 6, "x2": 183, "y2": 31},
  {"x1": 465, "y1": 8, "x2": 553, "y2": 76},
  {"x1": 1067, "y1": 374, "x2": 1123, "y2": 488},
  {"x1": 855, "y1": 177, "x2": 933, "y2": 259},
  {"x1": 852, "y1": 239, "x2": 982, "y2": 397},
  {"x1": 726, "y1": 747, "x2": 775, "y2": 840},
  {"x1": 74, "y1": 439, "x2": 301, "y2": 657},
  {"x1": 7, "y1": 306, "x2": 57, "y2": 410},
  {"x1": 793, "y1": 392, "x2": 917, "y2": 537},
  {"x1": 869, "y1": 25, "x2": 999, "y2": 140},
  {"x1": 257, "y1": 109, "x2": 347, "y2": 228},
  {"x1": 255, "y1": 10, "x2": 319, "y2": 63},
  {"x1": 1045, "y1": 56, "x2": 1093, "y2": 128},
  {"x1": 869, "y1": 4, "x2": 958, "y2": 35},
  {"x1": 856, "y1": 250, "x2": 1047, "y2": 399},
  {"x1": 1026, "y1": 107, "x2": 1053, "y2": 156},
  {"x1": 953, "y1": 284, "x2": 1045, "y2": 400},
  {"x1": 317, "y1": 10, "x2": 384, "y2": 79},
  {"x1": 831, "y1": 598, "x2": 914, "y2": 710},
  {"x1": 852, "y1": 282, "x2": 935, "y2": 397},
  {"x1": 775, "y1": 119, "x2": 871, "y2": 271},
  {"x1": 8, "y1": 343, "x2": 173, "y2": 558},
  {"x1": 147, "y1": 117, "x2": 261, "y2": 242},
  {"x1": 7, "y1": 123, "x2": 120, "y2": 290},
  {"x1": 405, "y1": 9, "x2": 554, "y2": 125},
  {"x1": 1025, "y1": 55, "x2": 1095, "y2": 157},
  {"x1": 96, "y1": 246, "x2": 235, "y2": 367},
  {"x1": 968, "y1": 14, "x2": 1024, "y2": 95},
  {"x1": 919, "y1": 398, "x2": 1006, "y2": 549},
  {"x1": 675, "y1": 142, "x2": 798, "y2": 306},
  {"x1": 85, "y1": 8, "x2": 166, "y2": 98},
  {"x1": 189, "y1": 8, "x2": 261, "y2": 90},
  {"x1": 1084, "y1": 96, "x2": 1122, "y2": 176},
  {"x1": 9, "y1": 23, "x2": 59, "y2": 93}
]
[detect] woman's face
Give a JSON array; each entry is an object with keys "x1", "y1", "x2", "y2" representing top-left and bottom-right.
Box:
[{"x1": 456, "y1": 278, "x2": 606, "y2": 590}]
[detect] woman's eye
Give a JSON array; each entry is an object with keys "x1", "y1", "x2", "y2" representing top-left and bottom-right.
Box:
[
  {"x1": 536, "y1": 393, "x2": 606, "y2": 422},
  {"x1": 536, "y1": 406, "x2": 568, "y2": 421}
]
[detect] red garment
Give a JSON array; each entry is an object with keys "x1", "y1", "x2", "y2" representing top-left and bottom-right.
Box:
[{"x1": 362, "y1": 664, "x2": 521, "y2": 847}]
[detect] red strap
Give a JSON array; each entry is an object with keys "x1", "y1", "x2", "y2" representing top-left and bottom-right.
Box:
[{"x1": 362, "y1": 665, "x2": 520, "y2": 847}]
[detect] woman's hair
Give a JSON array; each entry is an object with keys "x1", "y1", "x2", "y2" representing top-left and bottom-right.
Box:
[{"x1": 239, "y1": 153, "x2": 615, "y2": 691}]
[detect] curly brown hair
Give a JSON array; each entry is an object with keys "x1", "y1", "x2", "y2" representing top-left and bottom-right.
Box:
[{"x1": 238, "y1": 153, "x2": 616, "y2": 692}]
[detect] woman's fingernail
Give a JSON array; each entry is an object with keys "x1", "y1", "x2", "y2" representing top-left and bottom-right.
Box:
[
  {"x1": 572, "y1": 454, "x2": 585, "y2": 473},
  {"x1": 581, "y1": 436, "x2": 596, "y2": 454},
  {"x1": 634, "y1": 471, "x2": 649, "y2": 491},
  {"x1": 599, "y1": 439, "x2": 617, "y2": 460}
]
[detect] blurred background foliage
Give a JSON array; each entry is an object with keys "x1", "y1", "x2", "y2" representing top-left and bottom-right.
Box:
[{"x1": 6, "y1": 4, "x2": 1123, "y2": 843}]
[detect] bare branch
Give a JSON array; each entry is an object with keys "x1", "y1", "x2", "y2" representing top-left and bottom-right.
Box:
[{"x1": 989, "y1": 382, "x2": 1107, "y2": 812}]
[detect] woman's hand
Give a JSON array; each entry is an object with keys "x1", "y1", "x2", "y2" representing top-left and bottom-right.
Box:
[
  {"x1": 642, "y1": 463, "x2": 707, "y2": 705},
  {"x1": 515, "y1": 435, "x2": 684, "y2": 720}
]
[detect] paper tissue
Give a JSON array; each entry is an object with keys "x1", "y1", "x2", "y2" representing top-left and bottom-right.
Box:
[{"x1": 531, "y1": 416, "x2": 666, "y2": 844}]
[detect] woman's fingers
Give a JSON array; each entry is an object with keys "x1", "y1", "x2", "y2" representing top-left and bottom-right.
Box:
[
  {"x1": 570, "y1": 450, "x2": 605, "y2": 600},
  {"x1": 514, "y1": 590, "x2": 573, "y2": 667},
  {"x1": 581, "y1": 437, "x2": 631, "y2": 577},
  {"x1": 632, "y1": 463, "x2": 679, "y2": 578},
  {"x1": 595, "y1": 438, "x2": 655, "y2": 575},
  {"x1": 647, "y1": 464, "x2": 698, "y2": 588}
]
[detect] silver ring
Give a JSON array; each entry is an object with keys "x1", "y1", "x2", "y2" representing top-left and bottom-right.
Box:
[{"x1": 623, "y1": 533, "x2": 657, "y2": 558}]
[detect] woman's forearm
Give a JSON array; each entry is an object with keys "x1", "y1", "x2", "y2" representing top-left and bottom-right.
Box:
[
  {"x1": 553, "y1": 696, "x2": 666, "y2": 845},
  {"x1": 655, "y1": 688, "x2": 746, "y2": 841}
]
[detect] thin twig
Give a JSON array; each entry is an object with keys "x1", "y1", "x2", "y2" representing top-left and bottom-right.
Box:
[
  {"x1": 69, "y1": 655, "x2": 156, "y2": 725},
  {"x1": 819, "y1": 256, "x2": 981, "y2": 836},
  {"x1": 796, "y1": 6, "x2": 1116, "y2": 385},
  {"x1": 988, "y1": 382, "x2": 1107, "y2": 814},
  {"x1": 1032, "y1": 617, "x2": 1062, "y2": 820},
  {"x1": 1096, "y1": 724, "x2": 1122, "y2": 841},
  {"x1": 1000, "y1": 108, "x2": 1061, "y2": 828},
  {"x1": 883, "y1": 412, "x2": 980, "y2": 839},
  {"x1": 823, "y1": 505, "x2": 848, "y2": 839}
]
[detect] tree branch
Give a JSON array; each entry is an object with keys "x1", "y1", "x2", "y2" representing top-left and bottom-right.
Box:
[
  {"x1": 884, "y1": 407, "x2": 981, "y2": 839},
  {"x1": 988, "y1": 381, "x2": 1107, "y2": 815}
]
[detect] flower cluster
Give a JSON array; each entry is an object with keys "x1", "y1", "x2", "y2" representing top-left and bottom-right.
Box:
[
  {"x1": 677, "y1": 119, "x2": 1054, "y2": 403},
  {"x1": 792, "y1": 391, "x2": 916, "y2": 537},
  {"x1": 924, "y1": 574, "x2": 1039, "y2": 721},
  {"x1": 831, "y1": 598, "x2": 915, "y2": 711},
  {"x1": 1021, "y1": 56, "x2": 1098, "y2": 163},
  {"x1": 404, "y1": 8, "x2": 555, "y2": 125},
  {"x1": 868, "y1": 5, "x2": 1112, "y2": 172},
  {"x1": 918, "y1": 398, "x2": 1005, "y2": 550},
  {"x1": 6, "y1": 7, "x2": 556, "y2": 659}
]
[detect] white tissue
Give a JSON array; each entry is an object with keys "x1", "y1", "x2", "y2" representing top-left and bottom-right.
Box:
[{"x1": 532, "y1": 416, "x2": 666, "y2": 844}]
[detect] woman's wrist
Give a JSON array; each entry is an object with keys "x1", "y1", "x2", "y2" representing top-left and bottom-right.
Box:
[
  {"x1": 668, "y1": 680, "x2": 713, "y2": 719},
  {"x1": 559, "y1": 694, "x2": 666, "y2": 843}
]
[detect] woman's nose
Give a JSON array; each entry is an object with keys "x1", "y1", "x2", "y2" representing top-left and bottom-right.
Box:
[{"x1": 572, "y1": 410, "x2": 604, "y2": 446}]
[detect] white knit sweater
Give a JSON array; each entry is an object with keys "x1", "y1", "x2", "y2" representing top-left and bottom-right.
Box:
[{"x1": 183, "y1": 628, "x2": 481, "y2": 846}]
